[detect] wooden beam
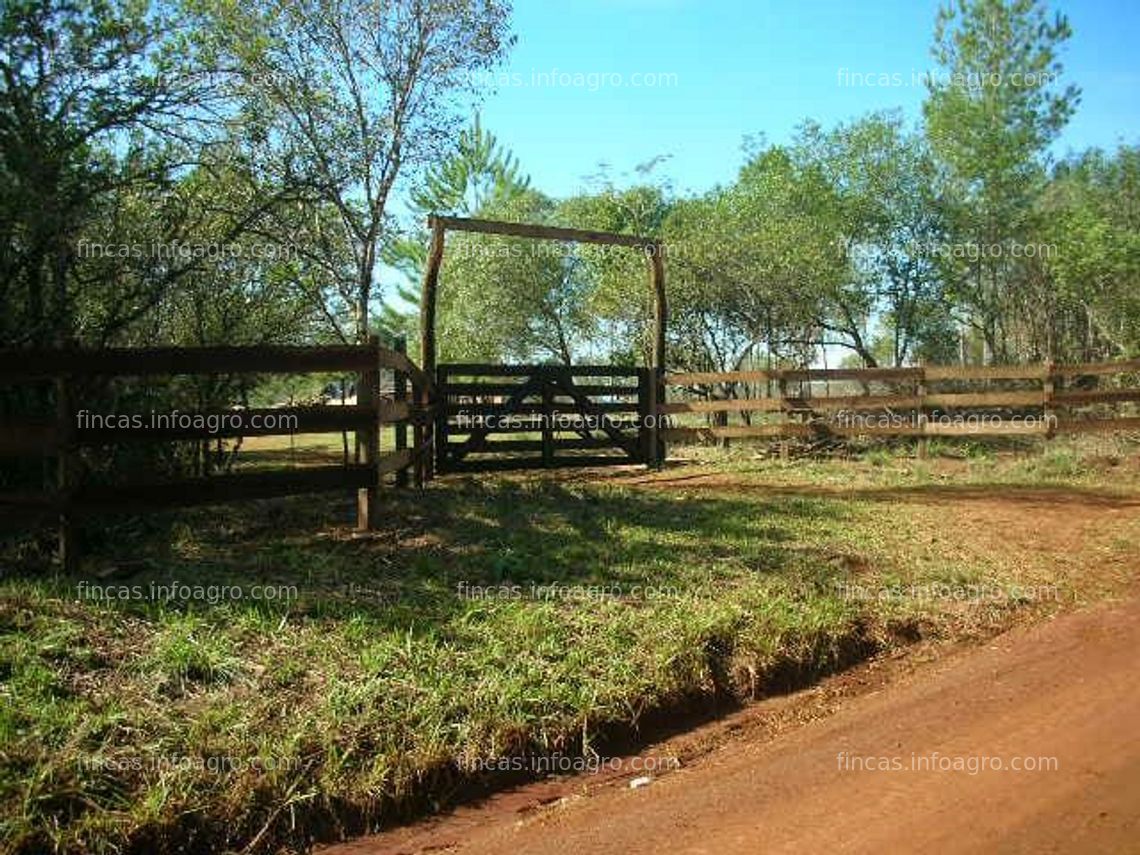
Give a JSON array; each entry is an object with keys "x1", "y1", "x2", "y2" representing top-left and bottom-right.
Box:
[
  {"x1": 0, "y1": 344, "x2": 377, "y2": 380},
  {"x1": 430, "y1": 215, "x2": 659, "y2": 249},
  {"x1": 453, "y1": 437, "x2": 620, "y2": 453},
  {"x1": 916, "y1": 363, "x2": 929, "y2": 458},
  {"x1": 419, "y1": 219, "x2": 446, "y2": 380},
  {"x1": 922, "y1": 421, "x2": 1047, "y2": 436},
  {"x1": 924, "y1": 391, "x2": 1045, "y2": 408},
  {"x1": 443, "y1": 381, "x2": 640, "y2": 397},
  {"x1": 0, "y1": 423, "x2": 57, "y2": 455},
  {"x1": 667, "y1": 370, "x2": 775, "y2": 386},
  {"x1": 440, "y1": 363, "x2": 639, "y2": 377},
  {"x1": 56, "y1": 372, "x2": 77, "y2": 572},
  {"x1": 1053, "y1": 358, "x2": 1140, "y2": 377},
  {"x1": 924, "y1": 364, "x2": 1047, "y2": 381},
  {"x1": 665, "y1": 367, "x2": 922, "y2": 385},
  {"x1": 447, "y1": 401, "x2": 640, "y2": 416},
  {"x1": 445, "y1": 415, "x2": 642, "y2": 435},
  {"x1": 1052, "y1": 388, "x2": 1140, "y2": 406},
  {"x1": 444, "y1": 455, "x2": 632, "y2": 473},
  {"x1": 72, "y1": 466, "x2": 375, "y2": 512},
  {"x1": 662, "y1": 424, "x2": 814, "y2": 441},
  {"x1": 659, "y1": 398, "x2": 785, "y2": 415},
  {"x1": 393, "y1": 336, "x2": 409, "y2": 489},
  {"x1": 356, "y1": 336, "x2": 381, "y2": 532},
  {"x1": 647, "y1": 248, "x2": 667, "y2": 467},
  {"x1": 1055, "y1": 417, "x2": 1140, "y2": 434}
]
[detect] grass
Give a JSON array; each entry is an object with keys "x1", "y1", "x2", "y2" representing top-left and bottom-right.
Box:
[
  {"x1": 237, "y1": 431, "x2": 396, "y2": 469},
  {"x1": 2, "y1": 437, "x2": 1138, "y2": 853}
]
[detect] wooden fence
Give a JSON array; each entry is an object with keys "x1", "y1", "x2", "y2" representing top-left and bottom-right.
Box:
[
  {"x1": 9, "y1": 346, "x2": 1140, "y2": 569},
  {"x1": 0, "y1": 338, "x2": 434, "y2": 569},
  {"x1": 659, "y1": 359, "x2": 1140, "y2": 449},
  {"x1": 436, "y1": 363, "x2": 650, "y2": 472}
]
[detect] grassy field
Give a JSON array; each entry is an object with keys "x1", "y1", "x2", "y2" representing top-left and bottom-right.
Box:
[{"x1": 2, "y1": 437, "x2": 1139, "y2": 854}]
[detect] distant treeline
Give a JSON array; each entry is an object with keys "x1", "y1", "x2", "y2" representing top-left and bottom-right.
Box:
[{"x1": 2, "y1": 1, "x2": 1138, "y2": 489}]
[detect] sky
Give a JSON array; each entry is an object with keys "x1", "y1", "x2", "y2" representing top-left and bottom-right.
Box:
[{"x1": 464, "y1": 0, "x2": 1140, "y2": 200}]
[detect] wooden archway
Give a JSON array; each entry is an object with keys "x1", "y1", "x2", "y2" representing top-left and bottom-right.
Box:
[{"x1": 418, "y1": 215, "x2": 667, "y2": 379}]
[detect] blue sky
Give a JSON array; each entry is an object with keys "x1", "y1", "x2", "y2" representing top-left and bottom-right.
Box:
[{"x1": 467, "y1": 0, "x2": 1140, "y2": 199}]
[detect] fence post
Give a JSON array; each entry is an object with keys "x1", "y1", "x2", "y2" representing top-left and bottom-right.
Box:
[
  {"x1": 541, "y1": 379, "x2": 554, "y2": 468},
  {"x1": 431, "y1": 365, "x2": 446, "y2": 479},
  {"x1": 55, "y1": 370, "x2": 78, "y2": 572},
  {"x1": 356, "y1": 336, "x2": 381, "y2": 531},
  {"x1": 644, "y1": 365, "x2": 664, "y2": 468},
  {"x1": 917, "y1": 363, "x2": 928, "y2": 459},
  {"x1": 394, "y1": 336, "x2": 409, "y2": 488},
  {"x1": 1043, "y1": 360, "x2": 1056, "y2": 443},
  {"x1": 637, "y1": 367, "x2": 651, "y2": 465},
  {"x1": 412, "y1": 374, "x2": 425, "y2": 489},
  {"x1": 777, "y1": 372, "x2": 789, "y2": 460}
]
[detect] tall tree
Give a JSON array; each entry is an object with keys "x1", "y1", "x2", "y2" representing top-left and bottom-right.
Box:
[
  {"x1": 379, "y1": 113, "x2": 530, "y2": 341},
  {"x1": 0, "y1": 0, "x2": 214, "y2": 346},
  {"x1": 663, "y1": 146, "x2": 847, "y2": 372},
  {"x1": 1036, "y1": 147, "x2": 1140, "y2": 359},
  {"x1": 436, "y1": 189, "x2": 593, "y2": 364},
  {"x1": 796, "y1": 114, "x2": 954, "y2": 366},
  {"x1": 923, "y1": 0, "x2": 1080, "y2": 362},
  {"x1": 200, "y1": 0, "x2": 515, "y2": 341},
  {"x1": 558, "y1": 177, "x2": 672, "y2": 366}
]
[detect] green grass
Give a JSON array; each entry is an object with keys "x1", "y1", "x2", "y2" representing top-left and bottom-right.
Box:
[
  {"x1": 2, "y1": 442, "x2": 1138, "y2": 853},
  {"x1": 237, "y1": 431, "x2": 398, "y2": 468}
]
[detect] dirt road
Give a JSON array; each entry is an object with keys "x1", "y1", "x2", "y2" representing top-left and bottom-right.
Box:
[{"x1": 326, "y1": 596, "x2": 1140, "y2": 855}]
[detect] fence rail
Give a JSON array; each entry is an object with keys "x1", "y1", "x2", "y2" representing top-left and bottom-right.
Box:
[
  {"x1": 436, "y1": 363, "x2": 648, "y2": 472},
  {"x1": 659, "y1": 360, "x2": 1140, "y2": 446},
  {"x1": 10, "y1": 348, "x2": 1140, "y2": 569},
  {"x1": 0, "y1": 338, "x2": 433, "y2": 569}
]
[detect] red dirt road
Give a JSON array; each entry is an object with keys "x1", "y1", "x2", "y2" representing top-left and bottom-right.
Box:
[{"x1": 327, "y1": 597, "x2": 1140, "y2": 855}]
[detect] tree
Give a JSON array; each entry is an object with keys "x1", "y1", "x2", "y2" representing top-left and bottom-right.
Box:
[
  {"x1": 557, "y1": 177, "x2": 672, "y2": 366},
  {"x1": 795, "y1": 114, "x2": 954, "y2": 366},
  {"x1": 379, "y1": 113, "x2": 530, "y2": 342},
  {"x1": 923, "y1": 0, "x2": 1080, "y2": 362},
  {"x1": 436, "y1": 189, "x2": 594, "y2": 363},
  {"x1": 199, "y1": 0, "x2": 515, "y2": 341},
  {"x1": 1036, "y1": 147, "x2": 1140, "y2": 359},
  {"x1": 663, "y1": 145, "x2": 849, "y2": 373},
  {"x1": 0, "y1": 0, "x2": 215, "y2": 347}
]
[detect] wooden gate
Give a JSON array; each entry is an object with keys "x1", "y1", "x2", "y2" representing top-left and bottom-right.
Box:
[{"x1": 436, "y1": 364, "x2": 652, "y2": 472}]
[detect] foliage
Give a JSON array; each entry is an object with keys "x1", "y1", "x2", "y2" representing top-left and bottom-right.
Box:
[
  {"x1": 379, "y1": 114, "x2": 531, "y2": 343},
  {"x1": 923, "y1": 0, "x2": 1081, "y2": 362},
  {"x1": 6, "y1": 455, "x2": 1129, "y2": 852},
  {"x1": 436, "y1": 189, "x2": 595, "y2": 363},
  {"x1": 193, "y1": 0, "x2": 515, "y2": 342}
]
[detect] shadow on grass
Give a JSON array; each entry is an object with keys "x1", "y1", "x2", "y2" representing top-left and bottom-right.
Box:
[
  {"x1": 21, "y1": 474, "x2": 859, "y2": 638},
  {"x1": 632, "y1": 477, "x2": 1140, "y2": 509},
  {"x1": 0, "y1": 473, "x2": 917, "y2": 855}
]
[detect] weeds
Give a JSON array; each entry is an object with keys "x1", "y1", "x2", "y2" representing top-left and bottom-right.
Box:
[{"x1": 1, "y1": 444, "x2": 1137, "y2": 853}]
